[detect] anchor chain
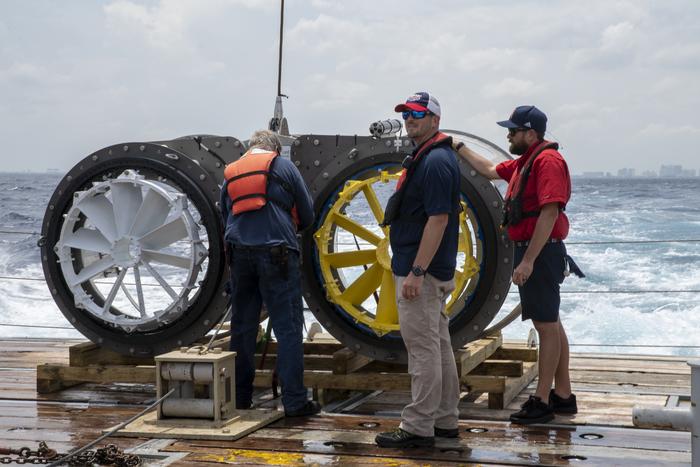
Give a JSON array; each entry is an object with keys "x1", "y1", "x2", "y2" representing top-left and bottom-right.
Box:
[{"x1": 0, "y1": 442, "x2": 141, "y2": 466}]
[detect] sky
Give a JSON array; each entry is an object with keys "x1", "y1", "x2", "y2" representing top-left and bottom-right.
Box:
[{"x1": 0, "y1": 0, "x2": 698, "y2": 174}]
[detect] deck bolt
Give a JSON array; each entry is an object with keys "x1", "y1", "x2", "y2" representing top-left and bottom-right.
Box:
[
  {"x1": 314, "y1": 160, "x2": 320, "y2": 167},
  {"x1": 92, "y1": 155, "x2": 98, "y2": 161},
  {"x1": 215, "y1": 141, "x2": 222, "y2": 148},
  {"x1": 139, "y1": 145, "x2": 146, "y2": 152},
  {"x1": 123, "y1": 145, "x2": 129, "y2": 152},
  {"x1": 295, "y1": 160, "x2": 301, "y2": 166},
  {"x1": 470, "y1": 170, "x2": 476, "y2": 176},
  {"x1": 313, "y1": 139, "x2": 320, "y2": 146}
]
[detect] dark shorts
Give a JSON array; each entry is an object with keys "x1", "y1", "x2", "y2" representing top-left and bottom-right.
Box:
[{"x1": 514, "y1": 241, "x2": 566, "y2": 323}]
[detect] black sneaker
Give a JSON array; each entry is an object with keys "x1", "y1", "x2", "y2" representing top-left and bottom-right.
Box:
[
  {"x1": 549, "y1": 389, "x2": 578, "y2": 414},
  {"x1": 434, "y1": 426, "x2": 459, "y2": 438},
  {"x1": 375, "y1": 428, "x2": 435, "y2": 448},
  {"x1": 236, "y1": 400, "x2": 252, "y2": 410},
  {"x1": 510, "y1": 395, "x2": 554, "y2": 425},
  {"x1": 285, "y1": 400, "x2": 321, "y2": 417}
]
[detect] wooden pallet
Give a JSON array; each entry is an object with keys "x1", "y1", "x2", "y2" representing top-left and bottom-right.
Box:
[{"x1": 36, "y1": 333, "x2": 537, "y2": 409}]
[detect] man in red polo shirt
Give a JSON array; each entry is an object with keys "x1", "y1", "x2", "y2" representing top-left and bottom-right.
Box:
[{"x1": 453, "y1": 105, "x2": 579, "y2": 424}]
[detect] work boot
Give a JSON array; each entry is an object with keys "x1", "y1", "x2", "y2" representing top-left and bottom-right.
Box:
[
  {"x1": 510, "y1": 395, "x2": 554, "y2": 425},
  {"x1": 549, "y1": 389, "x2": 578, "y2": 414},
  {"x1": 285, "y1": 400, "x2": 321, "y2": 417},
  {"x1": 434, "y1": 426, "x2": 459, "y2": 438},
  {"x1": 375, "y1": 428, "x2": 435, "y2": 448}
]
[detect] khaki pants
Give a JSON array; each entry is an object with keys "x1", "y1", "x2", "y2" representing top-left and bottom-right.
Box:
[{"x1": 396, "y1": 274, "x2": 460, "y2": 437}]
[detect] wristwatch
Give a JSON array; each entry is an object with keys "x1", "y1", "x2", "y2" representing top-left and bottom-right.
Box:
[
  {"x1": 454, "y1": 141, "x2": 465, "y2": 151},
  {"x1": 411, "y1": 265, "x2": 426, "y2": 277}
]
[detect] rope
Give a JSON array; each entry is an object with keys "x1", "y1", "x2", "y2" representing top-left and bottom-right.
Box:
[
  {"x1": 0, "y1": 273, "x2": 696, "y2": 295},
  {"x1": 0, "y1": 322, "x2": 74, "y2": 330},
  {"x1": 568, "y1": 343, "x2": 700, "y2": 348},
  {"x1": 0, "y1": 230, "x2": 40, "y2": 235},
  {"x1": 567, "y1": 239, "x2": 700, "y2": 245},
  {"x1": 505, "y1": 290, "x2": 700, "y2": 294},
  {"x1": 0, "y1": 275, "x2": 179, "y2": 288}
]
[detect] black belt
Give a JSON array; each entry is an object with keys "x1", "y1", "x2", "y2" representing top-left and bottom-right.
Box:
[{"x1": 513, "y1": 238, "x2": 563, "y2": 248}]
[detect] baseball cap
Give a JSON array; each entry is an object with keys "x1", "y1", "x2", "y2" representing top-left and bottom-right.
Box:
[
  {"x1": 394, "y1": 92, "x2": 441, "y2": 117},
  {"x1": 497, "y1": 105, "x2": 547, "y2": 133}
]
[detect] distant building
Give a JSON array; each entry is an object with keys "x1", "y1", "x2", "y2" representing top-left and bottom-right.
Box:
[
  {"x1": 641, "y1": 170, "x2": 658, "y2": 178},
  {"x1": 617, "y1": 168, "x2": 635, "y2": 178},
  {"x1": 659, "y1": 165, "x2": 683, "y2": 177},
  {"x1": 681, "y1": 168, "x2": 697, "y2": 177},
  {"x1": 581, "y1": 171, "x2": 606, "y2": 178}
]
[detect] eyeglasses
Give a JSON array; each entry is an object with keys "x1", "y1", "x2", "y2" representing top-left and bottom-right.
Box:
[
  {"x1": 508, "y1": 128, "x2": 530, "y2": 136},
  {"x1": 402, "y1": 110, "x2": 430, "y2": 120}
]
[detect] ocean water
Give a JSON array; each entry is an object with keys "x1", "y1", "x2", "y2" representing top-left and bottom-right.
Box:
[{"x1": 1, "y1": 172, "x2": 699, "y2": 357}]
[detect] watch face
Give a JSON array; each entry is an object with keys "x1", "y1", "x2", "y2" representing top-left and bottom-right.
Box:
[{"x1": 412, "y1": 266, "x2": 425, "y2": 276}]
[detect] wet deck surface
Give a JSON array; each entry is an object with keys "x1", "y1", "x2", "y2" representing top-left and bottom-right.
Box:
[{"x1": 0, "y1": 338, "x2": 692, "y2": 465}]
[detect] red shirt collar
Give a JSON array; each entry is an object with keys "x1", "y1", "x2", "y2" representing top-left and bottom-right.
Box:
[{"x1": 518, "y1": 140, "x2": 550, "y2": 166}]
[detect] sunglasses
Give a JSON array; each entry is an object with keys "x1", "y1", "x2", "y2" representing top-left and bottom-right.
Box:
[
  {"x1": 402, "y1": 110, "x2": 430, "y2": 120},
  {"x1": 508, "y1": 127, "x2": 530, "y2": 136}
]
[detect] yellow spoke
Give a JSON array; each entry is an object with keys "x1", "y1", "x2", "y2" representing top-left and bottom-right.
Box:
[
  {"x1": 458, "y1": 233, "x2": 468, "y2": 252},
  {"x1": 339, "y1": 263, "x2": 383, "y2": 306},
  {"x1": 361, "y1": 184, "x2": 385, "y2": 227},
  {"x1": 325, "y1": 249, "x2": 377, "y2": 268},
  {"x1": 332, "y1": 212, "x2": 382, "y2": 245},
  {"x1": 374, "y1": 270, "x2": 398, "y2": 326}
]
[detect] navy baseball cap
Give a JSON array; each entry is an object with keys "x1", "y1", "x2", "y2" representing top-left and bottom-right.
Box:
[
  {"x1": 394, "y1": 92, "x2": 441, "y2": 117},
  {"x1": 497, "y1": 105, "x2": 547, "y2": 133}
]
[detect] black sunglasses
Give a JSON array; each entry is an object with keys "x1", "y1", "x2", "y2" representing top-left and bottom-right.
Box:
[{"x1": 508, "y1": 127, "x2": 530, "y2": 136}]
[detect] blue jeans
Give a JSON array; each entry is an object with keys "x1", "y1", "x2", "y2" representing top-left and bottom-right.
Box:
[{"x1": 228, "y1": 246, "x2": 307, "y2": 411}]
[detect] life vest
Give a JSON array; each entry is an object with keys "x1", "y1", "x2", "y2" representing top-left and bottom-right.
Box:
[
  {"x1": 381, "y1": 131, "x2": 460, "y2": 226},
  {"x1": 223, "y1": 149, "x2": 300, "y2": 226},
  {"x1": 502, "y1": 141, "x2": 562, "y2": 227}
]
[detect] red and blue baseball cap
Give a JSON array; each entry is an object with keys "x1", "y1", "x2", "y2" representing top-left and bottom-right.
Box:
[
  {"x1": 394, "y1": 92, "x2": 441, "y2": 117},
  {"x1": 497, "y1": 105, "x2": 547, "y2": 133}
]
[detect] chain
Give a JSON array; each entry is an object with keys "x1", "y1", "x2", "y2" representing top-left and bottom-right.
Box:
[{"x1": 0, "y1": 443, "x2": 140, "y2": 466}]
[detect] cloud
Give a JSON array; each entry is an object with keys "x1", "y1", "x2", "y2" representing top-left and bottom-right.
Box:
[
  {"x1": 648, "y1": 43, "x2": 700, "y2": 68},
  {"x1": 639, "y1": 124, "x2": 700, "y2": 136},
  {"x1": 481, "y1": 78, "x2": 541, "y2": 99},
  {"x1": 600, "y1": 22, "x2": 637, "y2": 52}
]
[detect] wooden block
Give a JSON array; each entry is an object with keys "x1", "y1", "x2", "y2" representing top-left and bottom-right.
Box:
[
  {"x1": 116, "y1": 409, "x2": 283, "y2": 440},
  {"x1": 254, "y1": 354, "x2": 335, "y2": 371},
  {"x1": 36, "y1": 364, "x2": 82, "y2": 393},
  {"x1": 332, "y1": 348, "x2": 374, "y2": 374},
  {"x1": 489, "y1": 361, "x2": 538, "y2": 409},
  {"x1": 462, "y1": 375, "x2": 507, "y2": 393},
  {"x1": 254, "y1": 369, "x2": 411, "y2": 391},
  {"x1": 491, "y1": 345, "x2": 538, "y2": 362},
  {"x1": 69, "y1": 341, "x2": 155, "y2": 367},
  {"x1": 471, "y1": 360, "x2": 524, "y2": 377},
  {"x1": 455, "y1": 334, "x2": 503, "y2": 376},
  {"x1": 36, "y1": 363, "x2": 155, "y2": 392}
]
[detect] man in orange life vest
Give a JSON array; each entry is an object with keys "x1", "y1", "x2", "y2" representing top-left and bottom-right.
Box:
[
  {"x1": 375, "y1": 92, "x2": 462, "y2": 448},
  {"x1": 220, "y1": 130, "x2": 318, "y2": 417},
  {"x1": 453, "y1": 105, "x2": 581, "y2": 424}
]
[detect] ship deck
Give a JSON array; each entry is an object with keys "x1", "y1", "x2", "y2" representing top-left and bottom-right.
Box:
[{"x1": 0, "y1": 338, "x2": 692, "y2": 466}]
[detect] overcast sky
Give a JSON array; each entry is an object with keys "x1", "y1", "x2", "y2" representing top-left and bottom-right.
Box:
[{"x1": 1, "y1": 0, "x2": 698, "y2": 174}]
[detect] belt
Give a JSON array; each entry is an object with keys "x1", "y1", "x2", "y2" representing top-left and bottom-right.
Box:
[{"x1": 513, "y1": 238, "x2": 563, "y2": 247}]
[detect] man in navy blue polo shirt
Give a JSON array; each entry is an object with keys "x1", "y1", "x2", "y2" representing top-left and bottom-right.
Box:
[
  {"x1": 220, "y1": 130, "x2": 318, "y2": 417},
  {"x1": 375, "y1": 92, "x2": 462, "y2": 448}
]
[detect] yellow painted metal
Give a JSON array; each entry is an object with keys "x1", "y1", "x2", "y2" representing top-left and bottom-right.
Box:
[{"x1": 314, "y1": 168, "x2": 482, "y2": 337}]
